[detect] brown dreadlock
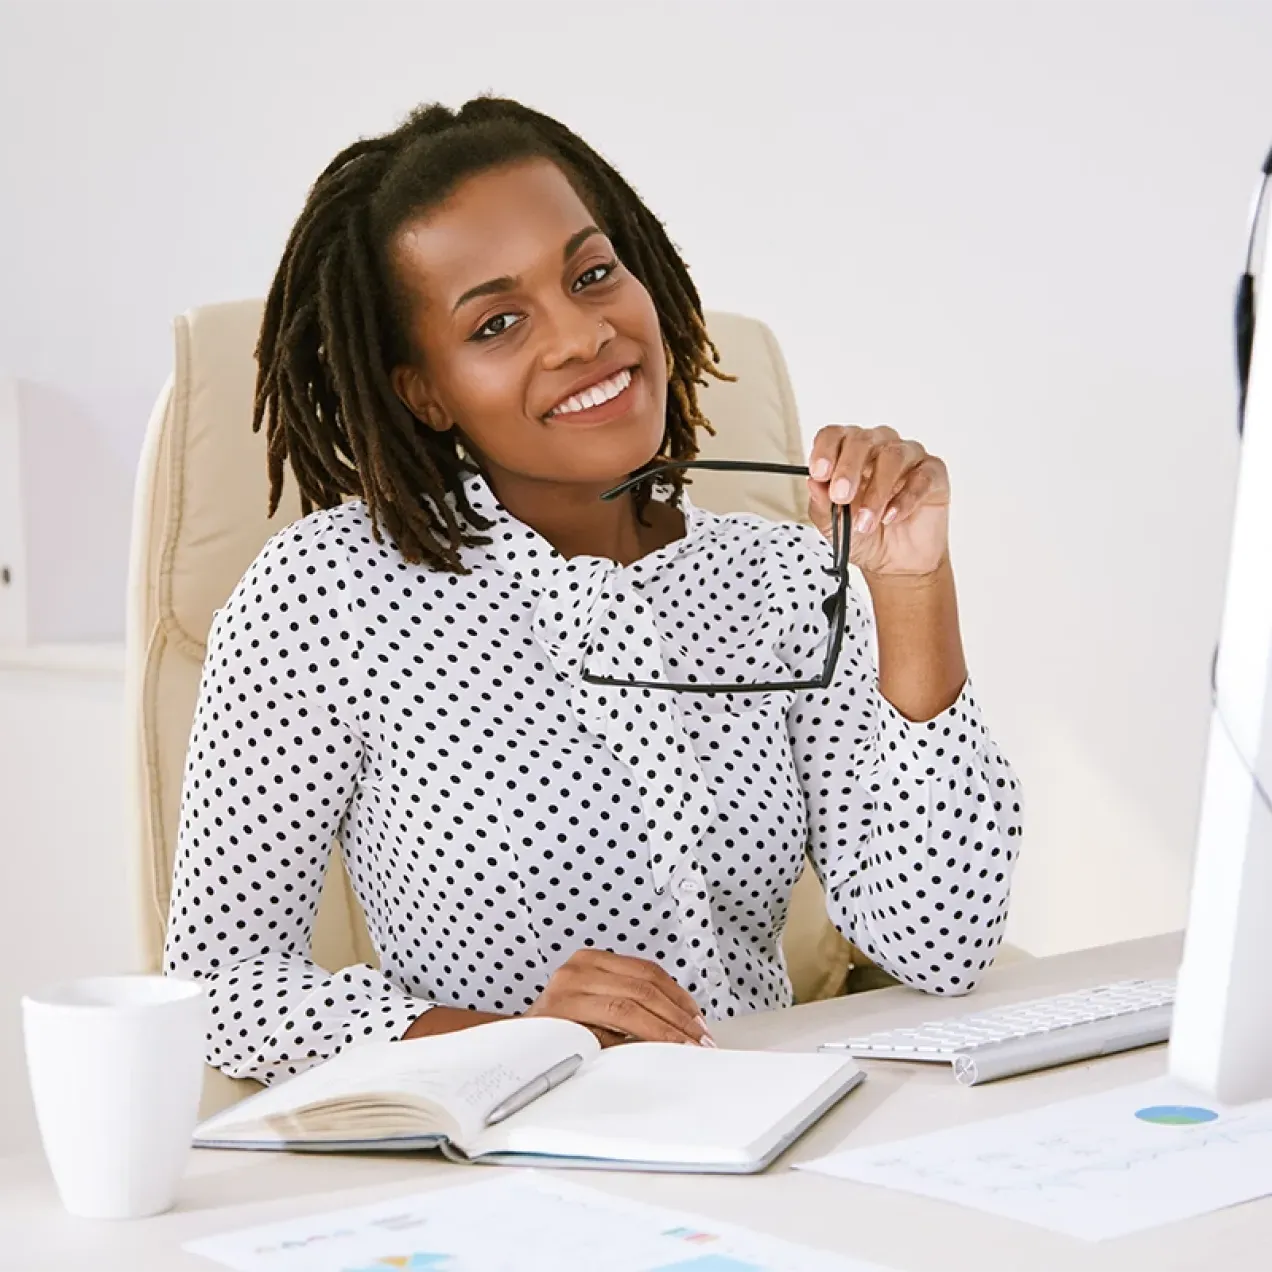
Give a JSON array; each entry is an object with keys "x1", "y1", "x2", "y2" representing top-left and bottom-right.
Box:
[{"x1": 252, "y1": 95, "x2": 734, "y2": 572}]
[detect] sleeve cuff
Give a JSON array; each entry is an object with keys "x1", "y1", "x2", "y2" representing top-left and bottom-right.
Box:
[
  {"x1": 874, "y1": 677, "x2": 991, "y2": 776},
  {"x1": 344, "y1": 982, "x2": 437, "y2": 1048}
]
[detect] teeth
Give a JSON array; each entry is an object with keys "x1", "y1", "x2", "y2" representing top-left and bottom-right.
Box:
[{"x1": 549, "y1": 368, "x2": 632, "y2": 416}]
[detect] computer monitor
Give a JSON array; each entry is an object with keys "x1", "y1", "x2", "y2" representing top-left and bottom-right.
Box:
[{"x1": 1169, "y1": 154, "x2": 1272, "y2": 1105}]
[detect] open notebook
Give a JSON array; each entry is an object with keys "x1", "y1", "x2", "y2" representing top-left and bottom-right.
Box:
[{"x1": 195, "y1": 1017, "x2": 863, "y2": 1174}]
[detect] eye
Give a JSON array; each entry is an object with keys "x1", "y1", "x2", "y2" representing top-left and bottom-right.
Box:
[
  {"x1": 472, "y1": 312, "x2": 522, "y2": 341},
  {"x1": 573, "y1": 259, "x2": 620, "y2": 291}
]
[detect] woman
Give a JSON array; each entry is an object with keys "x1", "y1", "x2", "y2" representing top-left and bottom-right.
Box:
[{"x1": 165, "y1": 95, "x2": 1022, "y2": 1085}]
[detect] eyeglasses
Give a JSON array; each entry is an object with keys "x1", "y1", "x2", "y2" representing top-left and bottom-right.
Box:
[{"x1": 578, "y1": 459, "x2": 850, "y2": 695}]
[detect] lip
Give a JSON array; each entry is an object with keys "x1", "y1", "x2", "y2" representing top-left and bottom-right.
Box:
[
  {"x1": 543, "y1": 362, "x2": 640, "y2": 419},
  {"x1": 543, "y1": 366, "x2": 642, "y2": 427}
]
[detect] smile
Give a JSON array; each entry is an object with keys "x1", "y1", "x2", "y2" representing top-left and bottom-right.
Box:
[{"x1": 545, "y1": 367, "x2": 637, "y2": 421}]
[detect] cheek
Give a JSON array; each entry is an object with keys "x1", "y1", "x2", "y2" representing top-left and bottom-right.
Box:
[
  {"x1": 444, "y1": 352, "x2": 532, "y2": 434},
  {"x1": 624, "y1": 276, "x2": 663, "y2": 345},
  {"x1": 614, "y1": 279, "x2": 667, "y2": 397},
  {"x1": 632, "y1": 298, "x2": 669, "y2": 406}
]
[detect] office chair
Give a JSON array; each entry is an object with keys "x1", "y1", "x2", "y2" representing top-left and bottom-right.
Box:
[{"x1": 124, "y1": 302, "x2": 936, "y2": 1107}]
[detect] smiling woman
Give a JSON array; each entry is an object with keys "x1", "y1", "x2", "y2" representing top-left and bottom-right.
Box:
[
  {"x1": 253, "y1": 98, "x2": 729, "y2": 571},
  {"x1": 385, "y1": 157, "x2": 684, "y2": 558},
  {"x1": 164, "y1": 95, "x2": 1022, "y2": 1085}
]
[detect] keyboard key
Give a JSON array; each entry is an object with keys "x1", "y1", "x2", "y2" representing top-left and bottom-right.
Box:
[{"x1": 823, "y1": 978, "x2": 1176, "y2": 1083}]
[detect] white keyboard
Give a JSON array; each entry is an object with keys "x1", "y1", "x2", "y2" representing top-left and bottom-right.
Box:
[{"x1": 821, "y1": 978, "x2": 1175, "y2": 1086}]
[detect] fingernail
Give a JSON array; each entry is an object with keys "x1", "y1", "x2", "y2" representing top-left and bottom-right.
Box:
[
  {"x1": 882, "y1": 506, "x2": 898, "y2": 526},
  {"x1": 695, "y1": 1015, "x2": 717, "y2": 1047},
  {"x1": 830, "y1": 478, "x2": 853, "y2": 503},
  {"x1": 855, "y1": 507, "x2": 875, "y2": 533},
  {"x1": 811, "y1": 458, "x2": 831, "y2": 481},
  {"x1": 700, "y1": 1035, "x2": 719, "y2": 1048}
]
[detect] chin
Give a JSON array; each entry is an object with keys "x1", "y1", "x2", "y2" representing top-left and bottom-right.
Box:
[{"x1": 578, "y1": 433, "x2": 668, "y2": 490}]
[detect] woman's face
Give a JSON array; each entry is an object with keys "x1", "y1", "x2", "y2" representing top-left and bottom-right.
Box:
[{"x1": 389, "y1": 158, "x2": 668, "y2": 492}]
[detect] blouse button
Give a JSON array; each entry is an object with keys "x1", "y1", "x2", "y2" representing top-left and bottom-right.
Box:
[
  {"x1": 675, "y1": 876, "x2": 698, "y2": 897},
  {"x1": 700, "y1": 963, "x2": 725, "y2": 987}
]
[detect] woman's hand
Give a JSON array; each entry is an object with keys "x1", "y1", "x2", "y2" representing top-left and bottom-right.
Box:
[
  {"x1": 525, "y1": 949, "x2": 715, "y2": 1048},
  {"x1": 807, "y1": 425, "x2": 951, "y2": 578},
  {"x1": 399, "y1": 950, "x2": 715, "y2": 1047}
]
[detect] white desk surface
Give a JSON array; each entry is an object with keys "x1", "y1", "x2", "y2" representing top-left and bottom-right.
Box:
[{"x1": 6, "y1": 932, "x2": 1264, "y2": 1272}]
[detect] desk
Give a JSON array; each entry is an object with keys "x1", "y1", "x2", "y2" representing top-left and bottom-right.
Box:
[{"x1": 3, "y1": 933, "x2": 1263, "y2": 1272}]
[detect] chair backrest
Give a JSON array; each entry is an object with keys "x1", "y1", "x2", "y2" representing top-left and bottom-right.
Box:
[{"x1": 124, "y1": 302, "x2": 855, "y2": 1003}]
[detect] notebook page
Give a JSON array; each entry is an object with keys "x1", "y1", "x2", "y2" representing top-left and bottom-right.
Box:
[
  {"x1": 197, "y1": 1016, "x2": 597, "y2": 1145},
  {"x1": 475, "y1": 1042, "x2": 858, "y2": 1165}
]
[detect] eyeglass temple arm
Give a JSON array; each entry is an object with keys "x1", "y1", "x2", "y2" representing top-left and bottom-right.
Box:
[
  {"x1": 605, "y1": 457, "x2": 849, "y2": 568},
  {"x1": 600, "y1": 460, "x2": 811, "y2": 501}
]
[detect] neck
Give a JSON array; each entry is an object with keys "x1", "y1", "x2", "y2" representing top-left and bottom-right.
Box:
[{"x1": 481, "y1": 468, "x2": 680, "y2": 567}]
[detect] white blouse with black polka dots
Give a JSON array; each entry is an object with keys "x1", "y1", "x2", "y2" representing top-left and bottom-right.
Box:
[{"x1": 165, "y1": 473, "x2": 1022, "y2": 1084}]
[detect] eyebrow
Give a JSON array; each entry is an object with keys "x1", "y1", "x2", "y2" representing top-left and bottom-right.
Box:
[{"x1": 450, "y1": 225, "x2": 606, "y2": 315}]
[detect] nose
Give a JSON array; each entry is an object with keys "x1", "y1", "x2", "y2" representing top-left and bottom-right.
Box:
[{"x1": 540, "y1": 295, "x2": 610, "y2": 370}]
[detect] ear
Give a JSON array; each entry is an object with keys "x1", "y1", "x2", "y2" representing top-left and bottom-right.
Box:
[{"x1": 391, "y1": 364, "x2": 452, "y2": 434}]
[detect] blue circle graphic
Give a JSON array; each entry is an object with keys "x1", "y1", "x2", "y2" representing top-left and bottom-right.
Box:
[{"x1": 1134, "y1": 1104, "x2": 1219, "y2": 1126}]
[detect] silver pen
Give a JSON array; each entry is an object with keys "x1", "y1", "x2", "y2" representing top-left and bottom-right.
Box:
[{"x1": 483, "y1": 1053, "x2": 585, "y2": 1127}]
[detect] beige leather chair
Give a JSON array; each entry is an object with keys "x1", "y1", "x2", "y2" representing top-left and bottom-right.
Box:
[{"x1": 125, "y1": 303, "x2": 871, "y2": 1105}]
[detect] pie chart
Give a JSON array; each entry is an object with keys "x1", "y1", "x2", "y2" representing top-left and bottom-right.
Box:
[{"x1": 1134, "y1": 1104, "x2": 1219, "y2": 1126}]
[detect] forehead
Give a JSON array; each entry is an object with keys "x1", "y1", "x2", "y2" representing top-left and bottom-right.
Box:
[{"x1": 391, "y1": 158, "x2": 598, "y2": 310}]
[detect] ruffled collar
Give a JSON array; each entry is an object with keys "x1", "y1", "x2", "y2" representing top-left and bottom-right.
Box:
[
  {"x1": 459, "y1": 471, "x2": 720, "y2": 899},
  {"x1": 461, "y1": 470, "x2": 713, "y2": 587}
]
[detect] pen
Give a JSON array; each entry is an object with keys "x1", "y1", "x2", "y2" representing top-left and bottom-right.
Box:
[{"x1": 483, "y1": 1053, "x2": 585, "y2": 1127}]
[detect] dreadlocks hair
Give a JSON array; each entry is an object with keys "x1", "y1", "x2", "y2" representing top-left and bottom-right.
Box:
[{"x1": 252, "y1": 95, "x2": 735, "y2": 573}]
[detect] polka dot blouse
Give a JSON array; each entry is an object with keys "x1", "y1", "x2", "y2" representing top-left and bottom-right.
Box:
[{"x1": 165, "y1": 472, "x2": 1022, "y2": 1084}]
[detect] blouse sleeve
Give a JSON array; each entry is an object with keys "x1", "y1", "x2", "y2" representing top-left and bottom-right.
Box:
[
  {"x1": 162, "y1": 516, "x2": 434, "y2": 1084},
  {"x1": 775, "y1": 525, "x2": 1023, "y2": 995}
]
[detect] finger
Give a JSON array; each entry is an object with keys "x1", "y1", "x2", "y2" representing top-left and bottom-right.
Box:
[
  {"x1": 880, "y1": 457, "x2": 950, "y2": 527},
  {"x1": 524, "y1": 988, "x2": 630, "y2": 1046},
  {"x1": 558, "y1": 952, "x2": 712, "y2": 1043},
  {"x1": 589, "y1": 1024, "x2": 629, "y2": 1048},
  {"x1": 556, "y1": 954, "x2": 715, "y2": 1044},
  {"x1": 807, "y1": 424, "x2": 853, "y2": 484},
  {"x1": 620, "y1": 972, "x2": 718, "y2": 1044},
  {"x1": 575, "y1": 991, "x2": 714, "y2": 1046},
  {"x1": 590, "y1": 961, "x2": 712, "y2": 1043},
  {"x1": 826, "y1": 426, "x2": 900, "y2": 507},
  {"x1": 807, "y1": 475, "x2": 833, "y2": 538},
  {"x1": 584, "y1": 950, "x2": 705, "y2": 1024},
  {"x1": 853, "y1": 439, "x2": 925, "y2": 534}
]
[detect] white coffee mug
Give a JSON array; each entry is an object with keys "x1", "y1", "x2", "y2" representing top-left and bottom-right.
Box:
[{"x1": 22, "y1": 975, "x2": 207, "y2": 1219}]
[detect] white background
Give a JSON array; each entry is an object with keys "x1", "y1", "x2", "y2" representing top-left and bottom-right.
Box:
[{"x1": 2, "y1": 0, "x2": 1272, "y2": 1147}]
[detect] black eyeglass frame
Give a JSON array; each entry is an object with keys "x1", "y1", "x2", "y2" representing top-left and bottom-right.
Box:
[{"x1": 577, "y1": 459, "x2": 850, "y2": 695}]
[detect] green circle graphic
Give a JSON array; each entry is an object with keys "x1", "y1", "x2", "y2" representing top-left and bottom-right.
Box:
[{"x1": 1134, "y1": 1104, "x2": 1219, "y2": 1126}]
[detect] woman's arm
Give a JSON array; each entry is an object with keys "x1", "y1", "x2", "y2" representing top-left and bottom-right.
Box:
[
  {"x1": 866, "y1": 556, "x2": 966, "y2": 723},
  {"x1": 780, "y1": 424, "x2": 1024, "y2": 992},
  {"x1": 778, "y1": 527, "x2": 1022, "y2": 995},
  {"x1": 163, "y1": 517, "x2": 434, "y2": 1084}
]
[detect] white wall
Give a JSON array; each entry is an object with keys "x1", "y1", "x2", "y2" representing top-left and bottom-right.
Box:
[
  {"x1": 2, "y1": 0, "x2": 1272, "y2": 1079},
  {"x1": 0, "y1": 657, "x2": 134, "y2": 1152}
]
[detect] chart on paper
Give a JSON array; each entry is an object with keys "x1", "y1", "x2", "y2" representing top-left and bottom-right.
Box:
[
  {"x1": 184, "y1": 1173, "x2": 890, "y2": 1272},
  {"x1": 797, "y1": 1076, "x2": 1272, "y2": 1241}
]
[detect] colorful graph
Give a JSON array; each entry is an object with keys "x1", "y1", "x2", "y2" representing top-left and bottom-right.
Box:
[
  {"x1": 662, "y1": 1227, "x2": 719, "y2": 1245},
  {"x1": 1134, "y1": 1104, "x2": 1220, "y2": 1126},
  {"x1": 190, "y1": 1174, "x2": 862, "y2": 1272},
  {"x1": 344, "y1": 1255, "x2": 452, "y2": 1271}
]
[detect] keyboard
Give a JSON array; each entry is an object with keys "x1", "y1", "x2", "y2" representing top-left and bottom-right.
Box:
[{"x1": 820, "y1": 978, "x2": 1175, "y2": 1086}]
